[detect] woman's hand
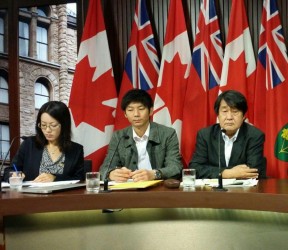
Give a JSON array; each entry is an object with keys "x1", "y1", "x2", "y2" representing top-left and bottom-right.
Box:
[{"x1": 33, "y1": 173, "x2": 56, "y2": 182}]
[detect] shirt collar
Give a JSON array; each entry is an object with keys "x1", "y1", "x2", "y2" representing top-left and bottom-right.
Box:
[
  {"x1": 133, "y1": 123, "x2": 150, "y2": 141},
  {"x1": 222, "y1": 128, "x2": 239, "y2": 142}
]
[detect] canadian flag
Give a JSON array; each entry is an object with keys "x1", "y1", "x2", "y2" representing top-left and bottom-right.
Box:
[
  {"x1": 68, "y1": 0, "x2": 117, "y2": 171},
  {"x1": 152, "y1": 0, "x2": 191, "y2": 142},
  {"x1": 220, "y1": 0, "x2": 256, "y2": 123}
]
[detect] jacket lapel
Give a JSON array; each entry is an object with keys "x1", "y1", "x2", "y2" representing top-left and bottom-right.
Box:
[{"x1": 213, "y1": 126, "x2": 227, "y2": 168}]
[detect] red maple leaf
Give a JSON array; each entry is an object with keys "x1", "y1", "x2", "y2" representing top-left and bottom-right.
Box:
[
  {"x1": 69, "y1": 56, "x2": 116, "y2": 131},
  {"x1": 155, "y1": 53, "x2": 189, "y2": 124}
]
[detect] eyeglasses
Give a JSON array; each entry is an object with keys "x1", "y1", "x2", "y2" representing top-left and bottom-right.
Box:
[{"x1": 38, "y1": 123, "x2": 61, "y2": 130}]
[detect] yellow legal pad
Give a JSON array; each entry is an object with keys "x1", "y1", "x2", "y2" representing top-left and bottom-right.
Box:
[{"x1": 110, "y1": 180, "x2": 163, "y2": 190}]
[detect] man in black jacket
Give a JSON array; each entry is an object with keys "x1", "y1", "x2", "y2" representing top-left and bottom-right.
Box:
[{"x1": 189, "y1": 90, "x2": 266, "y2": 179}]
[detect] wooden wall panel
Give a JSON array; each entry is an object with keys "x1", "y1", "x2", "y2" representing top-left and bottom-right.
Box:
[{"x1": 103, "y1": 0, "x2": 287, "y2": 89}]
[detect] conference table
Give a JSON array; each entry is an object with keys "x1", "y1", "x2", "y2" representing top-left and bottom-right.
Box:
[{"x1": 1, "y1": 179, "x2": 288, "y2": 249}]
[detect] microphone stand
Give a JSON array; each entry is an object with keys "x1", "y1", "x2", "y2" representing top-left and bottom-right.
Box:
[
  {"x1": 102, "y1": 135, "x2": 129, "y2": 193},
  {"x1": 213, "y1": 129, "x2": 227, "y2": 192},
  {"x1": 0, "y1": 136, "x2": 27, "y2": 192}
]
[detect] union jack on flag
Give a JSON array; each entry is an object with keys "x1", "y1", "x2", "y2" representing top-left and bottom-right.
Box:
[
  {"x1": 192, "y1": 0, "x2": 223, "y2": 91},
  {"x1": 254, "y1": 0, "x2": 288, "y2": 178},
  {"x1": 181, "y1": 0, "x2": 223, "y2": 166},
  {"x1": 114, "y1": 0, "x2": 160, "y2": 130},
  {"x1": 125, "y1": 0, "x2": 159, "y2": 92},
  {"x1": 257, "y1": 0, "x2": 288, "y2": 90}
]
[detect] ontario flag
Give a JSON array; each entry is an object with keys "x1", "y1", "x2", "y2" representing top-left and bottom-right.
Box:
[
  {"x1": 114, "y1": 0, "x2": 160, "y2": 130},
  {"x1": 220, "y1": 0, "x2": 256, "y2": 123},
  {"x1": 152, "y1": 0, "x2": 191, "y2": 142},
  {"x1": 181, "y1": 0, "x2": 223, "y2": 166},
  {"x1": 254, "y1": 0, "x2": 288, "y2": 178},
  {"x1": 68, "y1": 0, "x2": 117, "y2": 171}
]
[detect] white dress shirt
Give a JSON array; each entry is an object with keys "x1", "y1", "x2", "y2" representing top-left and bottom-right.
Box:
[
  {"x1": 133, "y1": 124, "x2": 152, "y2": 170},
  {"x1": 222, "y1": 129, "x2": 239, "y2": 167}
]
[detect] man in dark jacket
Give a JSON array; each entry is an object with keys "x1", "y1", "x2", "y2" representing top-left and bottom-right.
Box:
[{"x1": 189, "y1": 90, "x2": 266, "y2": 179}]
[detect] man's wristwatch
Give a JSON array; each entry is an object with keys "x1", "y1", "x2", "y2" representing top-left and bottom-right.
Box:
[{"x1": 154, "y1": 170, "x2": 162, "y2": 180}]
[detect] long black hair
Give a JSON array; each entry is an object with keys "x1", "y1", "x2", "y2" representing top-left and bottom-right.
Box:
[{"x1": 35, "y1": 101, "x2": 72, "y2": 152}]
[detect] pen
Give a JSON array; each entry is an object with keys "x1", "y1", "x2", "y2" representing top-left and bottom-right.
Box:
[
  {"x1": 230, "y1": 181, "x2": 244, "y2": 185},
  {"x1": 13, "y1": 164, "x2": 18, "y2": 174}
]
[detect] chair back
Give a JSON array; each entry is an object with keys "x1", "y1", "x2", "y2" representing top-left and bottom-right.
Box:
[{"x1": 84, "y1": 159, "x2": 92, "y2": 173}]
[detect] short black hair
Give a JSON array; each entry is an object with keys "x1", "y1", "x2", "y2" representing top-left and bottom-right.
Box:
[
  {"x1": 214, "y1": 90, "x2": 248, "y2": 115},
  {"x1": 121, "y1": 89, "x2": 153, "y2": 111},
  {"x1": 35, "y1": 101, "x2": 72, "y2": 151}
]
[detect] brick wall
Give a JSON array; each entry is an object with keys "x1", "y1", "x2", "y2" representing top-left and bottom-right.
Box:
[{"x1": 0, "y1": 5, "x2": 77, "y2": 137}]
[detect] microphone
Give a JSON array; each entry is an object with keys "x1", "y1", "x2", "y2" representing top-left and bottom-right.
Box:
[
  {"x1": 213, "y1": 128, "x2": 227, "y2": 192},
  {"x1": 0, "y1": 136, "x2": 27, "y2": 192},
  {"x1": 102, "y1": 134, "x2": 129, "y2": 192}
]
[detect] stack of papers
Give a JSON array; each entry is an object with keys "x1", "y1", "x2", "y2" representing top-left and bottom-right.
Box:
[
  {"x1": 25, "y1": 180, "x2": 80, "y2": 187},
  {"x1": 1, "y1": 180, "x2": 80, "y2": 188},
  {"x1": 194, "y1": 178, "x2": 258, "y2": 187}
]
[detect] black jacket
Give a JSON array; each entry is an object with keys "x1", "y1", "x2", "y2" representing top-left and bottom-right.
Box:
[
  {"x1": 4, "y1": 136, "x2": 84, "y2": 181},
  {"x1": 189, "y1": 122, "x2": 266, "y2": 179}
]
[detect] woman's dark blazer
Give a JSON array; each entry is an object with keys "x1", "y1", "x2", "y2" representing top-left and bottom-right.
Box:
[{"x1": 4, "y1": 136, "x2": 84, "y2": 181}]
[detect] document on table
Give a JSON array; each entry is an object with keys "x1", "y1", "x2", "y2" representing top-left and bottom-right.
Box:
[
  {"x1": 1, "y1": 182, "x2": 34, "y2": 188},
  {"x1": 109, "y1": 180, "x2": 163, "y2": 190},
  {"x1": 1, "y1": 182, "x2": 11, "y2": 188},
  {"x1": 24, "y1": 180, "x2": 80, "y2": 187},
  {"x1": 195, "y1": 178, "x2": 258, "y2": 187},
  {"x1": 1, "y1": 180, "x2": 80, "y2": 188},
  {"x1": 100, "y1": 179, "x2": 134, "y2": 186}
]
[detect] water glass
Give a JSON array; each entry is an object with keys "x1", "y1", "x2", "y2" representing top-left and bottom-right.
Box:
[
  {"x1": 9, "y1": 171, "x2": 24, "y2": 190},
  {"x1": 182, "y1": 169, "x2": 196, "y2": 190},
  {"x1": 86, "y1": 172, "x2": 100, "y2": 193}
]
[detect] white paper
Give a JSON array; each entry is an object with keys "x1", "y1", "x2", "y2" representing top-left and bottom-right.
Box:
[
  {"x1": 181, "y1": 178, "x2": 258, "y2": 188},
  {"x1": 223, "y1": 178, "x2": 258, "y2": 187},
  {"x1": 100, "y1": 179, "x2": 134, "y2": 186},
  {"x1": 26, "y1": 180, "x2": 80, "y2": 188},
  {"x1": 1, "y1": 181, "x2": 33, "y2": 188}
]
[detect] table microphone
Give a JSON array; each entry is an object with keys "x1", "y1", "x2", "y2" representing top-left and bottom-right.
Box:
[
  {"x1": 213, "y1": 128, "x2": 227, "y2": 192},
  {"x1": 0, "y1": 136, "x2": 27, "y2": 192},
  {"x1": 102, "y1": 134, "x2": 129, "y2": 192}
]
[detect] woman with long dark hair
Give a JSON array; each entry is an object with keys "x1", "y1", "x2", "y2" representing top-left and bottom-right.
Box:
[{"x1": 4, "y1": 101, "x2": 84, "y2": 182}]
